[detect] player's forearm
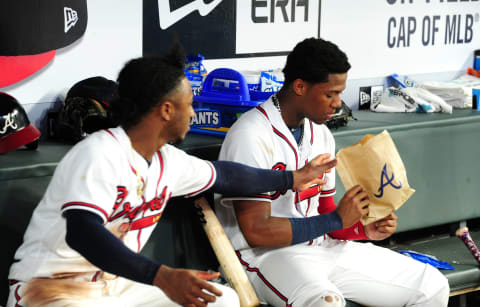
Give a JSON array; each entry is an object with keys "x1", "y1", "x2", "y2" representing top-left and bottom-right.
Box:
[
  {"x1": 241, "y1": 216, "x2": 295, "y2": 247},
  {"x1": 240, "y1": 213, "x2": 343, "y2": 247},
  {"x1": 65, "y1": 209, "x2": 160, "y2": 285},
  {"x1": 211, "y1": 160, "x2": 293, "y2": 196},
  {"x1": 235, "y1": 199, "x2": 341, "y2": 247}
]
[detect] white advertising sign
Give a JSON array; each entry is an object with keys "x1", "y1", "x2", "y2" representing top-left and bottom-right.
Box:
[
  {"x1": 320, "y1": 0, "x2": 480, "y2": 79},
  {"x1": 236, "y1": 0, "x2": 320, "y2": 54}
]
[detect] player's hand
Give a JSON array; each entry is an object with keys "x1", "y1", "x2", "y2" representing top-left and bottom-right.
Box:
[
  {"x1": 365, "y1": 213, "x2": 398, "y2": 241},
  {"x1": 153, "y1": 265, "x2": 222, "y2": 307},
  {"x1": 293, "y1": 153, "x2": 337, "y2": 191},
  {"x1": 335, "y1": 185, "x2": 370, "y2": 228}
]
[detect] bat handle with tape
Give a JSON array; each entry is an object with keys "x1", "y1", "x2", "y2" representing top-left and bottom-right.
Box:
[
  {"x1": 455, "y1": 226, "x2": 480, "y2": 265},
  {"x1": 194, "y1": 197, "x2": 260, "y2": 307}
]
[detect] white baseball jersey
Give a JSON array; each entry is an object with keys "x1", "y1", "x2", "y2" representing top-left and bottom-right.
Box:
[
  {"x1": 9, "y1": 127, "x2": 216, "y2": 282},
  {"x1": 215, "y1": 97, "x2": 336, "y2": 252},
  {"x1": 215, "y1": 97, "x2": 449, "y2": 307}
]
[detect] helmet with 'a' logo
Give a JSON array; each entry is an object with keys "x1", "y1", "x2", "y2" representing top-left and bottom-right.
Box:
[{"x1": 0, "y1": 92, "x2": 41, "y2": 154}]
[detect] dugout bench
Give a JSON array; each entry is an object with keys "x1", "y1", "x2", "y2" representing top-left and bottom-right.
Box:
[{"x1": 0, "y1": 109, "x2": 479, "y2": 307}]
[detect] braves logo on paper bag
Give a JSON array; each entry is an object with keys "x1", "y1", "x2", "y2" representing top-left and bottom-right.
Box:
[
  {"x1": 374, "y1": 163, "x2": 402, "y2": 198},
  {"x1": 335, "y1": 130, "x2": 415, "y2": 225}
]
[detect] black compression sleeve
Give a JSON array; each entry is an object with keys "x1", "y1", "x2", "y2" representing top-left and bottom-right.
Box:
[
  {"x1": 211, "y1": 160, "x2": 293, "y2": 197},
  {"x1": 65, "y1": 209, "x2": 160, "y2": 285}
]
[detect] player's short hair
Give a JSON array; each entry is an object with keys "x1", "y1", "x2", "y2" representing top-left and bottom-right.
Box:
[
  {"x1": 282, "y1": 37, "x2": 351, "y2": 85},
  {"x1": 111, "y1": 42, "x2": 186, "y2": 130}
]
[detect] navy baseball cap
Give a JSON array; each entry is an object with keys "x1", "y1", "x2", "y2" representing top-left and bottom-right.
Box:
[{"x1": 0, "y1": 0, "x2": 88, "y2": 88}]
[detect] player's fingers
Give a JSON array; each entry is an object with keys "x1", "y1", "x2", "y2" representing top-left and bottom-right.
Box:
[
  {"x1": 185, "y1": 294, "x2": 207, "y2": 307},
  {"x1": 357, "y1": 191, "x2": 370, "y2": 201},
  {"x1": 377, "y1": 224, "x2": 395, "y2": 234},
  {"x1": 378, "y1": 213, "x2": 396, "y2": 222},
  {"x1": 196, "y1": 271, "x2": 220, "y2": 281},
  {"x1": 353, "y1": 190, "x2": 370, "y2": 203},
  {"x1": 321, "y1": 158, "x2": 337, "y2": 171},
  {"x1": 198, "y1": 280, "x2": 223, "y2": 297},
  {"x1": 378, "y1": 217, "x2": 396, "y2": 226},
  {"x1": 363, "y1": 207, "x2": 370, "y2": 217},
  {"x1": 318, "y1": 178, "x2": 328, "y2": 185},
  {"x1": 346, "y1": 185, "x2": 363, "y2": 197},
  {"x1": 312, "y1": 153, "x2": 331, "y2": 163},
  {"x1": 193, "y1": 288, "x2": 218, "y2": 304},
  {"x1": 360, "y1": 201, "x2": 369, "y2": 215},
  {"x1": 311, "y1": 178, "x2": 327, "y2": 186},
  {"x1": 311, "y1": 156, "x2": 336, "y2": 172}
]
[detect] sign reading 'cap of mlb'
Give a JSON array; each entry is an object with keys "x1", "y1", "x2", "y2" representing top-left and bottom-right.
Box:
[{"x1": 0, "y1": 0, "x2": 87, "y2": 88}]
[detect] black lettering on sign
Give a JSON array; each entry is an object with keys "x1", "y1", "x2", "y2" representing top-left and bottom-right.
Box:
[
  {"x1": 445, "y1": 14, "x2": 474, "y2": 44},
  {"x1": 251, "y1": 0, "x2": 309, "y2": 23},
  {"x1": 421, "y1": 15, "x2": 440, "y2": 46},
  {"x1": 387, "y1": 16, "x2": 416, "y2": 48}
]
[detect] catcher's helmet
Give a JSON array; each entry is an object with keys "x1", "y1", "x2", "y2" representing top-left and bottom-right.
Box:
[{"x1": 0, "y1": 92, "x2": 41, "y2": 154}]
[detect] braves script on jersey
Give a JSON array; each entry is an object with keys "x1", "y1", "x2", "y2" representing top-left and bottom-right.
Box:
[
  {"x1": 9, "y1": 127, "x2": 216, "y2": 282},
  {"x1": 216, "y1": 97, "x2": 336, "y2": 252}
]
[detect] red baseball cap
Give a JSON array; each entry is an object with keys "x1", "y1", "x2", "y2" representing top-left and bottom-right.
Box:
[{"x1": 0, "y1": 0, "x2": 88, "y2": 88}]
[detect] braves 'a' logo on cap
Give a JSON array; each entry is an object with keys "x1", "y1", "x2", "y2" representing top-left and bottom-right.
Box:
[
  {"x1": 0, "y1": 112, "x2": 18, "y2": 134},
  {"x1": 64, "y1": 7, "x2": 79, "y2": 33},
  {"x1": 158, "y1": 0, "x2": 224, "y2": 29}
]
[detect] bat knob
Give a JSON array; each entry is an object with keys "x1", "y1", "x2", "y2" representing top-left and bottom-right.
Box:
[{"x1": 456, "y1": 226, "x2": 469, "y2": 237}]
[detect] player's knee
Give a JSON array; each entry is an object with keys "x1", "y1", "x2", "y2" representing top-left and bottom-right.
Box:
[
  {"x1": 301, "y1": 290, "x2": 345, "y2": 307},
  {"x1": 415, "y1": 267, "x2": 450, "y2": 307},
  {"x1": 424, "y1": 274, "x2": 449, "y2": 307}
]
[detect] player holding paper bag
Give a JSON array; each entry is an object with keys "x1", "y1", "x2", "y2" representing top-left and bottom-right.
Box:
[
  {"x1": 336, "y1": 130, "x2": 415, "y2": 226},
  {"x1": 215, "y1": 37, "x2": 449, "y2": 307}
]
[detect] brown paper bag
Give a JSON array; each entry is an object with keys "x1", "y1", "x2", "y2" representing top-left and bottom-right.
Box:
[{"x1": 336, "y1": 130, "x2": 415, "y2": 225}]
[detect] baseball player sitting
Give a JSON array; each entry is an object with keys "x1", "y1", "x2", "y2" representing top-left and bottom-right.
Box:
[
  {"x1": 6, "y1": 43, "x2": 337, "y2": 307},
  {"x1": 215, "y1": 38, "x2": 450, "y2": 307}
]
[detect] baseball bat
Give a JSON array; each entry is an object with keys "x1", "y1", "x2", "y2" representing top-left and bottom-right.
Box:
[
  {"x1": 455, "y1": 226, "x2": 480, "y2": 264},
  {"x1": 194, "y1": 197, "x2": 260, "y2": 307}
]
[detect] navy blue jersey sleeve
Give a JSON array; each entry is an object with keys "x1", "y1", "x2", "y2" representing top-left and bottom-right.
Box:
[
  {"x1": 65, "y1": 209, "x2": 160, "y2": 285},
  {"x1": 211, "y1": 160, "x2": 293, "y2": 196}
]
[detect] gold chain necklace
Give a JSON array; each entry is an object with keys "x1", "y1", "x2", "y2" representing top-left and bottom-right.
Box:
[
  {"x1": 272, "y1": 94, "x2": 304, "y2": 146},
  {"x1": 128, "y1": 146, "x2": 147, "y2": 199}
]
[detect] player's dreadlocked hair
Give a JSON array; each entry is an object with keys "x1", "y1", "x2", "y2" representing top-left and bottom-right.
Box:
[
  {"x1": 110, "y1": 42, "x2": 186, "y2": 130},
  {"x1": 282, "y1": 37, "x2": 351, "y2": 85}
]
